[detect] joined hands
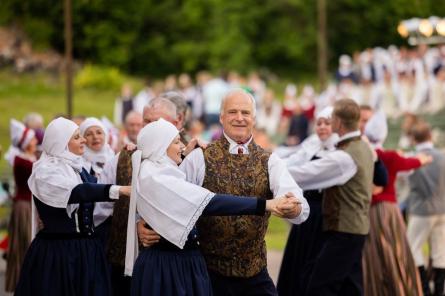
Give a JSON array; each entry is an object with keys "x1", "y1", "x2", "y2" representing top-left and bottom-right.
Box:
[{"x1": 266, "y1": 192, "x2": 302, "y2": 219}]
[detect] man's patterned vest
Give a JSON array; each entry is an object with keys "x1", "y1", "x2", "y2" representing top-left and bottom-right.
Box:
[
  {"x1": 107, "y1": 149, "x2": 134, "y2": 267},
  {"x1": 197, "y1": 137, "x2": 272, "y2": 277}
]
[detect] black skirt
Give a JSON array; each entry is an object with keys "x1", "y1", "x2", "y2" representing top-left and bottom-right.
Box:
[
  {"x1": 131, "y1": 246, "x2": 212, "y2": 296},
  {"x1": 277, "y1": 192, "x2": 325, "y2": 296},
  {"x1": 15, "y1": 232, "x2": 112, "y2": 296}
]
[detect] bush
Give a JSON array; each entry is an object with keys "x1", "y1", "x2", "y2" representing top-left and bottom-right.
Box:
[{"x1": 74, "y1": 64, "x2": 124, "y2": 91}]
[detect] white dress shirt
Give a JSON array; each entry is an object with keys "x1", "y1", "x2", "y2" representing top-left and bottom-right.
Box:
[
  {"x1": 287, "y1": 131, "x2": 360, "y2": 191},
  {"x1": 180, "y1": 133, "x2": 310, "y2": 224},
  {"x1": 415, "y1": 141, "x2": 434, "y2": 152}
]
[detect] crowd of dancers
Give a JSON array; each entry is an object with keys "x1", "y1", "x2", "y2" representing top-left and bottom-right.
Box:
[{"x1": 2, "y1": 45, "x2": 445, "y2": 296}]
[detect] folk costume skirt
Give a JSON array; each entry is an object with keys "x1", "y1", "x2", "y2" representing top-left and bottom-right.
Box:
[
  {"x1": 277, "y1": 193, "x2": 324, "y2": 296},
  {"x1": 131, "y1": 246, "x2": 212, "y2": 296},
  {"x1": 15, "y1": 232, "x2": 111, "y2": 296},
  {"x1": 5, "y1": 199, "x2": 31, "y2": 292},
  {"x1": 362, "y1": 202, "x2": 422, "y2": 296}
]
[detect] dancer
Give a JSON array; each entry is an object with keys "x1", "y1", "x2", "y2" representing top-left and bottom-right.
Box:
[
  {"x1": 15, "y1": 117, "x2": 130, "y2": 296},
  {"x1": 125, "y1": 118, "x2": 300, "y2": 295}
]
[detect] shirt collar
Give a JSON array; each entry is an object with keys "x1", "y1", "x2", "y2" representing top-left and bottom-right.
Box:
[
  {"x1": 415, "y1": 141, "x2": 434, "y2": 151},
  {"x1": 223, "y1": 132, "x2": 253, "y2": 154},
  {"x1": 337, "y1": 130, "x2": 361, "y2": 143}
]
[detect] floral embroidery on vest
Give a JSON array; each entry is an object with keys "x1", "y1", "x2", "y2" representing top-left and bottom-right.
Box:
[{"x1": 198, "y1": 137, "x2": 272, "y2": 277}]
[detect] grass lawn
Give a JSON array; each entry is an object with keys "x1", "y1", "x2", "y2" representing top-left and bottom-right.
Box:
[
  {"x1": 0, "y1": 68, "x2": 143, "y2": 179},
  {"x1": 266, "y1": 216, "x2": 290, "y2": 250}
]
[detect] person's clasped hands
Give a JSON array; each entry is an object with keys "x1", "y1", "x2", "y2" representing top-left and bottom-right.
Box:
[{"x1": 266, "y1": 192, "x2": 302, "y2": 219}]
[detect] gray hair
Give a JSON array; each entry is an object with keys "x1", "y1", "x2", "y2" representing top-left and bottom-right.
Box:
[
  {"x1": 144, "y1": 97, "x2": 177, "y2": 120},
  {"x1": 159, "y1": 91, "x2": 188, "y2": 117},
  {"x1": 220, "y1": 88, "x2": 256, "y2": 116},
  {"x1": 124, "y1": 110, "x2": 142, "y2": 124},
  {"x1": 23, "y1": 112, "x2": 44, "y2": 128}
]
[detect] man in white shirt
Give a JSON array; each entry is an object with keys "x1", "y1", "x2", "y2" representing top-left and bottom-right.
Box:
[
  {"x1": 181, "y1": 89, "x2": 309, "y2": 296},
  {"x1": 298, "y1": 99, "x2": 373, "y2": 296}
]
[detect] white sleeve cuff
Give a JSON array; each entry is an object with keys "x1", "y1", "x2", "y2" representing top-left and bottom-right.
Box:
[
  {"x1": 286, "y1": 196, "x2": 310, "y2": 224},
  {"x1": 109, "y1": 185, "x2": 120, "y2": 200}
]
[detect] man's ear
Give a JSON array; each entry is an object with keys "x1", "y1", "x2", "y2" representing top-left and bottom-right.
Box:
[{"x1": 178, "y1": 113, "x2": 185, "y2": 125}]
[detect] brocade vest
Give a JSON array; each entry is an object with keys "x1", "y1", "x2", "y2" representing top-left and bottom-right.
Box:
[
  {"x1": 323, "y1": 137, "x2": 373, "y2": 235},
  {"x1": 197, "y1": 137, "x2": 272, "y2": 277},
  {"x1": 107, "y1": 149, "x2": 134, "y2": 267}
]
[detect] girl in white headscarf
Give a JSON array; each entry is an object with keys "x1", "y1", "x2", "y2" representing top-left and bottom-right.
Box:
[
  {"x1": 125, "y1": 118, "x2": 298, "y2": 296},
  {"x1": 277, "y1": 106, "x2": 339, "y2": 295},
  {"x1": 15, "y1": 117, "x2": 130, "y2": 296},
  {"x1": 5, "y1": 119, "x2": 38, "y2": 293},
  {"x1": 79, "y1": 117, "x2": 116, "y2": 247}
]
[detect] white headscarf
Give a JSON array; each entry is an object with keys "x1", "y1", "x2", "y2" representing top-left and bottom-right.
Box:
[
  {"x1": 10, "y1": 118, "x2": 36, "y2": 150},
  {"x1": 4, "y1": 119, "x2": 37, "y2": 166},
  {"x1": 364, "y1": 110, "x2": 388, "y2": 148},
  {"x1": 79, "y1": 117, "x2": 115, "y2": 174},
  {"x1": 28, "y1": 117, "x2": 83, "y2": 219},
  {"x1": 285, "y1": 106, "x2": 338, "y2": 166},
  {"x1": 79, "y1": 117, "x2": 116, "y2": 226},
  {"x1": 125, "y1": 118, "x2": 214, "y2": 276}
]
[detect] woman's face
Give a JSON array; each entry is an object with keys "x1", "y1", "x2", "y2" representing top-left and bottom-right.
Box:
[
  {"x1": 166, "y1": 135, "x2": 185, "y2": 165},
  {"x1": 24, "y1": 137, "x2": 38, "y2": 154},
  {"x1": 68, "y1": 129, "x2": 86, "y2": 156},
  {"x1": 84, "y1": 126, "x2": 105, "y2": 152},
  {"x1": 315, "y1": 117, "x2": 332, "y2": 141}
]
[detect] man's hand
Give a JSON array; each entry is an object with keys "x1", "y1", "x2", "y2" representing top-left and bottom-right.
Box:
[
  {"x1": 266, "y1": 192, "x2": 302, "y2": 219},
  {"x1": 417, "y1": 153, "x2": 433, "y2": 166},
  {"x1": 137, "y1": 220, "x2": 161, "y2": 247},
  {"x1": 183, "y1": 137, "x2": 208, "y2": 156},
  {"x1": 124, "y1": 143, "x2": 137, "y2": 151},
  {"x1": 278, "y1": 192, "x2": 302, "y2": 218}
]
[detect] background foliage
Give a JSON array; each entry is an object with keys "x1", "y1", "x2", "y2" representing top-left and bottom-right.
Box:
[{"x1": 2, "y1": 0, "x2": 445, "y2": 78}]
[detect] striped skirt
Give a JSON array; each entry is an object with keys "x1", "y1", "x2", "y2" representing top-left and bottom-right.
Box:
[
  {"x1": 362, "y1": 202, "x2": 423, "y2": 296},
  {"x1": 5, "y1": 199, "x2": 31, "y2": 292}
]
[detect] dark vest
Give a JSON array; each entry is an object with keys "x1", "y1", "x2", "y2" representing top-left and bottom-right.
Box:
[
  {"x1": 197, "y1": 137, "x2": 272, "y2": 277},
  {"x1": 323, "y1": 137, "x2": 373, "y2": 235},
  {"x1": 107, "y1": 149, "x2": 134, "y2": 267}
]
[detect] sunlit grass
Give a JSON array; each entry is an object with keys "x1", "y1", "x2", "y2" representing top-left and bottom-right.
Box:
[{"x1": 266, "y1": 216, "x2": 290, "y2": 251}]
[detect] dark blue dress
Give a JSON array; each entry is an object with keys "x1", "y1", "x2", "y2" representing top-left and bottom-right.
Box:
[
  {"x1": 277, "y1": 155, "x2": 325, "y2": 296},
  {"x1": 276, "y1": 188, "x2": 324, "y2": 296},
  {"x1": 130, "y1": 194, "x2": 266, "y2": 296},
  {"x1": 15, "y1": 169, "x2": 115, "y2": 296}
]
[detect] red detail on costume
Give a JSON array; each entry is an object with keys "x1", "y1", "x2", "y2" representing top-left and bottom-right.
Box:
[
  {"x1": 0, "y1": 235, "x2": 8, "y2": 250},
  {"x1": 17, "y1": 128, "x2": 30, "y2": 149},
  {"x1": 13, "y1": 156, "x2": 34, "y2": 201},
  {"x1": 372, "y1": 149, "x2": 422, "y2": 205}
]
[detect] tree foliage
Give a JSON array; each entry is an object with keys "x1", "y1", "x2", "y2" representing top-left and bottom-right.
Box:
[{"x1": 1, "y1": 0, "x2": 445, "y2": 77}]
